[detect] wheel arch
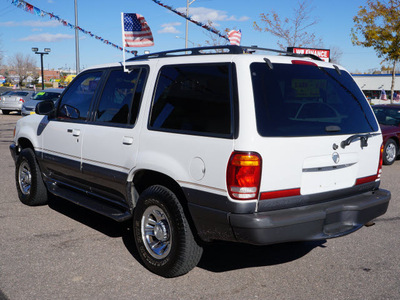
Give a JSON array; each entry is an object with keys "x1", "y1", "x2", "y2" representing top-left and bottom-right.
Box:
[{"x1": 131, "y1": 169, "x2": 200, "y2": 240}]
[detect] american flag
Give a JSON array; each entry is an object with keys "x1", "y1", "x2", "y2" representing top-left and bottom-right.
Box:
[
  {"x1": 123, "y1": 13, "x2": 154, "y2": 47},
  {"x1": 228, "y1": 30, "x2": 241, "y2": 46},
  {"x1": 380, "y1": 89, "x2": 387, "y2": 100}
]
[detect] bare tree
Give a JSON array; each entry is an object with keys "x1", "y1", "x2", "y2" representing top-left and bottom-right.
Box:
[
  {"x1": 253, "y1": 0, "x2": 322, "y2": 50},
  {"x1": 8, "y1": 53, "x2": 37, "y2": 87},
  {"x1": 329, "y1": 46, "x2": 343, "y2": 64},
  {"x1": 203, "y1": 21, "x2": 230, "y2": 51}
]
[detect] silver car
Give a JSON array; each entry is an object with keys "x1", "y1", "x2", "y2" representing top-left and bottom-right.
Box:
[
  {"x1": 21, "y1": 88, "x2": 64, "y2": 116},
  {"x1": 0, "y1": 90, "x2": 36, "y2": 115}
]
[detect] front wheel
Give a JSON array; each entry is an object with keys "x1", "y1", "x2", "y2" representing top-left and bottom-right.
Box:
[
  {"x1": 133, "y1": 185, "x2": 203, "y2": 277},
  {"x1": 383, "y1": 139, "x2": 398, "y2": 165},
  {"x1": 15, "y1": 148, "x2": 48, "y2": 206}
]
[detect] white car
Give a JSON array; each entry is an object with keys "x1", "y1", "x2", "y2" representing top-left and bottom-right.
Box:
[
  {"x1": 0, "y1": 90, "x2": 35, "y2": 114},
  {"x1": 10, "y1": 45, "x2": 391, "y2": 277}
]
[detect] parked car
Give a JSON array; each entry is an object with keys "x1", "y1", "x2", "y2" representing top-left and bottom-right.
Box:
[
  {"x1": 372, "y1": 104, "x2": 400, "y2": 165},
  {"x1": 10, "y1": 45, "x2": 391, "y2": 277},
  {"x1": 0, "y1": 90, "x2": 35, "y2": 114},
  {"x1": 21, "y1": 88, "x2": 64, "y2": 116},
  {"x1": 0, "y1": 90, "x2": 13, "y2": 97}
]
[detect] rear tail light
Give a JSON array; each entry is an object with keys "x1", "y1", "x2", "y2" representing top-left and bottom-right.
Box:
[
  {"x1": 355, "y1": 143, "x2": 383, "y2": 185},
  {"x1": 291, "y1": 60, "x2": 318, "y2": 67},
  {"x1": 19, "y1": 98, "x2": 24, "y2": 103},
  {"x1": 227, "y1": 152, "x2": 262, "y2": 200}
]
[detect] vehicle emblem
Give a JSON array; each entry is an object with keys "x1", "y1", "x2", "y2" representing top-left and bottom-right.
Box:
[{"x1": 332, "y1": 152, "x2": 340, "y2": 164}]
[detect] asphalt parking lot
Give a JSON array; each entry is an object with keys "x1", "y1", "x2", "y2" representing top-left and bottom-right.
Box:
[{"x1": 1, "y1": 112, "x2": 399, "y2": 300}]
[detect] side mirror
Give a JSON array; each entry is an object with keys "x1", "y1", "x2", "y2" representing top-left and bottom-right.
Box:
[{"x1": 35, "y1": 100, "x2": 55, "y2": 116}]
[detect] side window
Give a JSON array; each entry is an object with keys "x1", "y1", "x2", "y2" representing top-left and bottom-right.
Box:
[
  {"x1": 95, "y1": 68, "x2": 147, "y2": 125},
  {"x1": 149, "y1": 64, "x2": 232, "y2": 136},
  {"x1": 57, "y1": 71, "x2": 102, "y2": 120}
]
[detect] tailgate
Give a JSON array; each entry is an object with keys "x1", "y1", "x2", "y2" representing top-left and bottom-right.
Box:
[{"x1": 257, "y1": 134, "x2": 382, "y2": 197}]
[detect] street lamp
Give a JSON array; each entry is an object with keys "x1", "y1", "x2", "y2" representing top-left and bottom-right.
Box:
[
  {"x1": 185, "y1": 0, "x2": 196, "y2": 49},
  {"x1": 32, "y1": 47, "x2": 51, "y2": 90}
]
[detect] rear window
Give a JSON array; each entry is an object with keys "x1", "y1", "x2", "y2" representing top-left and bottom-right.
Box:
[
  {"x1": 11, "y1": 92, "x2": 29, "y2": 96},
  {"x1": 251, "y1": 62, "x2": 379, "y2": 137}
]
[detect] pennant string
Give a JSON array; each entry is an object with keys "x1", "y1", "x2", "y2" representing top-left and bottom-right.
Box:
[
  {"x1": 150, "y1": 0, "x2": 229, "y2": 41},
  {"x1": 10, "y1": 0, "x2": 136, "y2": 54}
]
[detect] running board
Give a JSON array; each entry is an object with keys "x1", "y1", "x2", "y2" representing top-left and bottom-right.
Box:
[{"x1": 47, "y1": 182, "x2": 132, "y2": 222}]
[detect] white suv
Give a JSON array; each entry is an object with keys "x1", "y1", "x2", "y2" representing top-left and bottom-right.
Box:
[{"x1": 10, "y1": 46, "x2": 391, "y2": 277}]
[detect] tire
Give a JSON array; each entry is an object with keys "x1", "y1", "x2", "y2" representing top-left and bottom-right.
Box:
[
  {"x1": 383, "y1": 139, "x2": 398, "y2": 165},
  {"x1": 15, "y1": 148, "x2": 48, "y2": 206},
  {"x1": 133, "y1": 185, "x2": 203, "y2": 277},
  {"x1": 2, "y1": 110, "x2": 10, "y2": 115}
]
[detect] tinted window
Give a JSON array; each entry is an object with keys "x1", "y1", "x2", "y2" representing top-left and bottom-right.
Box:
[
  {"x1": 95, "y1": 68, "x2": 147, "y2": 125},
  {"x1": 150, "y1": 64, "x2": 232, "y2": 136},
  {"x1": 251, "y1": 63, "x2": 379, "y2": 137},
  {"x1": 57, "y1": 71, "x2": 102, "y2": 120},
  {"x1": 373, "y1": 107, "x2": 400, "y2": 126}
]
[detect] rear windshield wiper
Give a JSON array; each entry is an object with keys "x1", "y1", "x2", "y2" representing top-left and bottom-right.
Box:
[{"x1": 341, "y1": 133, "x2": 380, "y2": 149}]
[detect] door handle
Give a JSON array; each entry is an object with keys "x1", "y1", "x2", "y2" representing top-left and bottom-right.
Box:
[
  {"x1": 67, "y1": 129, "x2": 80, "y2": 137},
  {"x1": 122, "y1": 136, "x2": 133, "y2": 145}
]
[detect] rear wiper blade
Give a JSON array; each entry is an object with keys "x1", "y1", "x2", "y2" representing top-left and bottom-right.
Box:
[{"x1": 341, "y1": 133, "x2": 380, "y2": 149}]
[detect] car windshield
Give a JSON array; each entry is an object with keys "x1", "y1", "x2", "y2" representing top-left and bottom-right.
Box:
[
  {"x1": 373, "y1": 107, "x2": 400, "y2": 126},
  {"x1": 251, "y1": 62, "x2": 379, "y2": 137},
  {"x1": 32, "y1": 91, "x2": 60, "y2": 101}
]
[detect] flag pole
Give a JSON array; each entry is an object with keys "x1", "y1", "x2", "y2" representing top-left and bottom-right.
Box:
[{"x1": 121, "y1": 12, "x2": 127, "y2": 73}]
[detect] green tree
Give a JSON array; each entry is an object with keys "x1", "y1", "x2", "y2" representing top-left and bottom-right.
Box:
[{"x1": 352, "y1": 0, "x2": 400, "y2": 103}]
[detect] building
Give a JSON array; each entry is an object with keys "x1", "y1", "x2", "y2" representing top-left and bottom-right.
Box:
[{"x1": 352, "y1": 73, "x2": 400, "y2": 104}]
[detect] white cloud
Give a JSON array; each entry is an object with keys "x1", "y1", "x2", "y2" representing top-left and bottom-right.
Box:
[
  {"x1": 19, "y1": 33, "x2": 74, "y2": 42},
  {"x1": 158, "y1": 22, "x2": 182, "y2": 34},
  {"x1": 0, "y1": 20, "x2": 60, "y2": 27},
  {"x1": 176, "y1": 7, "x2": 249, "y2": 26}
]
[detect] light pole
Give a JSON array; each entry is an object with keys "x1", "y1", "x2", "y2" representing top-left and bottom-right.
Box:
[
  {"x1": 32, "y1": 47, "x2": 51, "y2": 90},
  {"x1": 74, "y1": 0, "x2": 80, "y2": 74},
  {"x1": 185, "y1": 0, "x2": 196, "y2": 49}
]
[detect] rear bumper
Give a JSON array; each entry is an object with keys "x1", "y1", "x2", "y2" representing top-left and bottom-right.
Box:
[{"x1": 187, "y1": 188, "x2": 390, "y2": 245}]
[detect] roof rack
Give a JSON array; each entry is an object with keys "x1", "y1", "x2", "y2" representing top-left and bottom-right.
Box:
[{"x1": 126, "y1": 45, "x2": 324, "y2": 62}]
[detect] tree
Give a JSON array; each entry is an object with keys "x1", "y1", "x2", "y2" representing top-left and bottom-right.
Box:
[
  {"x1": 203, "y1": 21, "x2": 230, "y2": 51},
  {"x1": 253, "y1": 0, "x2": 322, "y2": 50},
  {"x1": 8, "y1": 53, "x2": 37, "y2": 88},
  {"x1": 352, "y1": 0, "x2": 400, "y2": 103}
]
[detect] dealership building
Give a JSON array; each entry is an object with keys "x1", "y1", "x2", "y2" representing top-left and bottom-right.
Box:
[{"x1": 352, "y1": 73, "x2": 400, "y2": 103}]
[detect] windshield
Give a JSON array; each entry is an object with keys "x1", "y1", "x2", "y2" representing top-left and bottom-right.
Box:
[
  {"x1": 373, "y1": 106, "x2": 400, "y2": 126},
  {"x1": 32, "y1": 91, "x2": 61, "y2": 101},
  {"x1": 251, "y1": 62, "x2": 379, "y2": 137}
]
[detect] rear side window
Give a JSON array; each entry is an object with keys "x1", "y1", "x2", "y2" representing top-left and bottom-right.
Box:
[
  {"x1": 251, "y1": 62, "x2": 379, "y2": 137},
  {"x1": 95, "y1": 68, "x2": 147, "y2": 125},
  {"x1": 149, "y1": 64, "x2": 234, "y2": 137},
  {"x1": 57, "y1": 71, "x2": 102, "y2": 120}
]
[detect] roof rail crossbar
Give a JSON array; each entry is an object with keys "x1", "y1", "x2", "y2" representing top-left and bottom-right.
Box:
[{"x1": 126, "y1": 45, "x2": 323, "y2": 62}]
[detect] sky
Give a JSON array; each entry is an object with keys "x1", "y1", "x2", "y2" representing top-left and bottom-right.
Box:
[{"x1": 0, "y1": 0, "x2": 384, "y2": 73}]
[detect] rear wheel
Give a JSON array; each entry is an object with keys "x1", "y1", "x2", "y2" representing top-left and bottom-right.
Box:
[
  {"x1": 383, "y1": 139, "x2": 398, "y2": 165},
  {"x1": 2, "y1": 110, "x2": 10, "y2": 115},
  {"x1": 133, "y1": 185, "x2": 203, "y2": 277},
  {"x1": 15, "y1": 148, "x2": 48, "y2": 206}
]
